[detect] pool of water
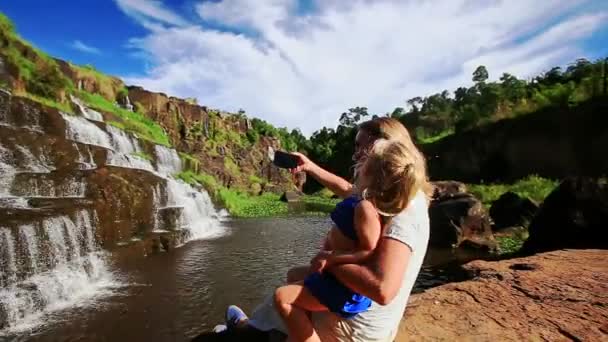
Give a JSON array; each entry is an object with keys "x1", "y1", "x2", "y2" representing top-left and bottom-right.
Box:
[{"x1": 3, "y1": 216, "x2": 482, "y2": 342}]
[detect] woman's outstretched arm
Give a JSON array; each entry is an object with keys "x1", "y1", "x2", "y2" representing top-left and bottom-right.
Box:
[{"x1": 290, "y1": 152, "x2": 353, "y2": 199}]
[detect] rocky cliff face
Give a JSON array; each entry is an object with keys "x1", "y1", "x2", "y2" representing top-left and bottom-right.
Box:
[
  {"x1": 126, "y1": 86, "x2": 290, "y2": 192},
  {"x1": 423, "y1": 100, "x2": 608, "y2": 183},
  {"x1": 0, "y1": 90, "x2": 226, "y2": 328}
]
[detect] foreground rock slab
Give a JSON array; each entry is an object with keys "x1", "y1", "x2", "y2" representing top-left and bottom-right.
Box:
[{"x1": 396, "y1": 249, "x2": 608, "y2": 341}]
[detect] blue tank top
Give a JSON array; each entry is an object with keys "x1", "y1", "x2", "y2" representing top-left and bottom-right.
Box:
[{"x1": 330, "y1": 195, "x2": 362, "y2": 241}]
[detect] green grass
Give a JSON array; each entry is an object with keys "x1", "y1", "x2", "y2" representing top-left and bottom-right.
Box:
[
  {"x1": 218, "y1": 190, "x2": 289, "y2": 217},
  {"x1": 496, "y1": 235, "x2": 526, "y2": 255},
  {"x1": 248, "y1": 174, "x2": 266, "y2": 185},
  {"x1": 417, "y1": 128, "x2": 455, "y2": 144},
  {"x1": 176, "y1": 171, "x2": 220, "y2": 194},
  {"x1": 175, "y1": 171, "x2": 340, "y2": 218},
  {"x1": 468, "y1": 175, "x2": 558, "y2": 207},
  {"x1": 223, "y1": 157, "x2": 241, "y2": 177},
  {"x1": 179, "y1": 152, "x2": 200, "y2": 172},
  {"x1": 22, "y1": 93, "x2": 73, "y2": 113},
  {"x1": 301, "y1": 195, "x2": 339, "y2": 214},
  {"x1": 131, "y1": 152, "x2": 152, "y2": 161},
  {"x1": 77, "y1": 91, "x2": 170, "y2": 146}
]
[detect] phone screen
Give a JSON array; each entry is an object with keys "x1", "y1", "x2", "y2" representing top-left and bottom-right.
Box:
[{"x1": 273, "y1": 150, "x2": 299, "y2": 169}]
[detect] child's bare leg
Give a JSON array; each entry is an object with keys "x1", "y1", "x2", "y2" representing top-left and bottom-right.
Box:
[
  {"x1": 274, "y1": 282, "x2": 327, "y2": 342},
  {"x1": 286, "y1": 265, "x2": 311, "y2": 283}
]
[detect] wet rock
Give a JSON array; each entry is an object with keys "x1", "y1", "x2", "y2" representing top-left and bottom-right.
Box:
[
  {"x1": 396, "y1": 249, "x2": 608, "y2": 342},
  {"x1": 521, "y1": 177, "x2": 608, "y2": 254},
  {"x1": 429, "y1": 193, "x2": 496, "y2": 250},
  {"x1": 431, "y1": 181, "x2": 467, "y2": 201},
  {"x1": 280, "y1": 191, "x2": 301, "y2": 203},
  {"x1": 489, "y1": 191, "x2": 538, "y2": 231}
]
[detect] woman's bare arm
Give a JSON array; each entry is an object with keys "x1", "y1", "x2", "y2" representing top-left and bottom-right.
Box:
[
  {"x1": 290, "y1": 152, "x2": 353, "y2": 198},
  {"x1": 328, "y1": 238, "x2": 412, "y2": 305}
]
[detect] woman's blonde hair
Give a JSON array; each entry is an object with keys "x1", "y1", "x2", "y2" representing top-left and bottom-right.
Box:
[{"x1": 357, "y1": 118, "x2": 433, "y2": 214}]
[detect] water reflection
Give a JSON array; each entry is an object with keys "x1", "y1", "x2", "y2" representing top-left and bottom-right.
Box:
[{"x1": 6, "y1": 216, "x2": 482, "y2": 342}]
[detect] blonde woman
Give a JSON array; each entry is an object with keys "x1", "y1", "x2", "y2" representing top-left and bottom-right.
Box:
[{"x1": 202, "y1": 118, "x2": 431, "y2": 342}]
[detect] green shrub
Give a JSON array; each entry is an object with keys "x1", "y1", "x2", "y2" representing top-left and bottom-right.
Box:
[
  {"x1": 131, "y1": 152, "x2": 152, "y2": 161},
  {"x1": 224, "y1": 157, "x2": 241, "y2": 177},
  {"x1": 468, "y1": 175, "x2": 559, "y2": 206}
]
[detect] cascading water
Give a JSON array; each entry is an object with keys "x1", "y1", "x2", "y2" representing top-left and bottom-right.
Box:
[
  {"x1": 61, "y1": 113, "x2": 112, "y2": 149},
  {"x1": 106, "y1": 125, "x2": 155, "y2": 171},
  {"x1": 0, "y1": 210, "x2": 117, "y2": 333},
  {"x1": 166, "y1": 179, "x2": 225, "y2": 241},
  {"x1": 74, "y1": 143, "x2": 97, "y2": 170},
  {"x1": 154, "y1": 145, "x2": 182, "y2": 175},
  {"x1": 70, "y1": 96, "x2": 103, "y2": 122},
  {"x1": 0, "y1": 145, "x2": 15, "y2": 197},
  {"x1": 1, "y1": 92, "x2": 227, "y2": 335},
  {"x1": 14, "y1": 176, "x2": 87, "y2": 198}
]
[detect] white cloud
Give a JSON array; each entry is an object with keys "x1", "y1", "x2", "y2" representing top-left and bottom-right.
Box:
[
  {"x1": 115, "y1": 0, "x2": 188, "y2": 28},
  {"x1": 122, "y1": 0, "x2": 607, "y2": 135},
  {"x1": 71, "y1": 40, "x2": 101, "y2": 54}
]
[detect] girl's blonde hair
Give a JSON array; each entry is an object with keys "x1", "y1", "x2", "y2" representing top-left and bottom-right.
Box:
[{"x1": 357, "y1": 118, "x2": 433, "y2": 215}]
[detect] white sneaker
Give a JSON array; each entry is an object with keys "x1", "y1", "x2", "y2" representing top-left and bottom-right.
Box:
[
  {"x1": 225, "y1": 305, "x2": 248, "y2": 328},
  {"x1": 212, "y1": 324, "x2": 227, "y2": 333}
]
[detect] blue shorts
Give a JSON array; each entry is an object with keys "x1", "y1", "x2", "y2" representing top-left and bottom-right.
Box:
[{"x1": 304, "y1": 271, "x2": 372, "y2": 319}]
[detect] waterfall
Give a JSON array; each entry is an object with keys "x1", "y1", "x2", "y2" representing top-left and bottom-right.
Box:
[
  {"x1": 61, "y1": 113, "x2": 112, "y2": 149},
  {"x1": 0, "y1": 210, "x2": 117, "y2": 333},
  {"x1": 107, "y1": 125, "x2": 141, "y2": 154},
  {"x1": 0, "y1": 145, "x2": 15, "y2": 197},
  {"x1": 14, "y1": 176, "x2": 86, "y2": 198},
  {"x1": 70, "y1": 96, "x2": 103, "y2": 122},
  {"x1": 107, "y1": 152, "x2": 155, "y2": 172},
  {"x1": 154, "y1": 145, "x2": 182, "y2": 176},
  {"x1": 124, "y1": 96, "x2": 134, "y2": 112},
  {"x1": 15, "y1": 145, "x2": 53, "y2": 173},
  {"x1": 106, "y1": 125, "x2": 155, "y2": 171},
  {"x1": 166, "y1": 179, "x2": 225, "y2": 241},
  {"x1": 74, "y1": 144, "x2": 97, "y2": 170}
]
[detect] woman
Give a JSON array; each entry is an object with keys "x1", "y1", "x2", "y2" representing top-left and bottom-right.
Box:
[{"x1": 200, "y1": 118, "x2": 431, "y2": 342}]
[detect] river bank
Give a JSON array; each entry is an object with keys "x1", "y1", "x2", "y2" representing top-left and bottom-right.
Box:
[{"x1": 396, "y1": 249, "x2": 608, "y2": 341}]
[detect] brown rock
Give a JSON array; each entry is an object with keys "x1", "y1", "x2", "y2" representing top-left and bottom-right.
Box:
[
  {"x1": 280, "y1": 191, "x2": 301, "y2": 203},
  {"x1": 429, "y1": 193, "x2": 497, "y2": 250},
  {"x1": 489, "y1": 191, "x2": 538, "y2": 231},
  {"x1": 431, "y1": 181, "x2": 467, "y2": 201},
  {"x1": 396, "y1": 249, "x2": 608, "y2": 342}
]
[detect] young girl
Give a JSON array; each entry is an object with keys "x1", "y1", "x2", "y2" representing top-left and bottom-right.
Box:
[{"x1": 274, "y1": 139, "x2": 424, "y2": 342}]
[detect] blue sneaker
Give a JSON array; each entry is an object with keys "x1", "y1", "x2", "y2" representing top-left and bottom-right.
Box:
[{"x1": 225, "y1": 305, "x2": 248, "y2": 328}]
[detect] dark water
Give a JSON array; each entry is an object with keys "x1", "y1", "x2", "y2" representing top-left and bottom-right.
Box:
[{"x1": 3, "y1": 217, "x2": 480, "y2": 342}]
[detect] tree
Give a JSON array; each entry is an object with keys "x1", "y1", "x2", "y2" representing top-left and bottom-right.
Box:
[
  {"x1": 472, "y1": 65, "x2": 489, "y2": 83},
  {"x1": 406, "y1": 96, "x2": 423, "y2": 113},
  {"x1": 499, "y1": 73, "x2": 527, "y2": 102},
  {"x1": 339, "y1": 107, "x2": 369, "y2": 127},
  {"x1": 390, "y1": 107, "x2": 405, "y2": 118}
]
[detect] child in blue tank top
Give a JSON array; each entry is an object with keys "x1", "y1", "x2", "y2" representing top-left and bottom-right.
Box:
[{"x1": 274, "y1": 139, "x2": 421, "y2": 342}]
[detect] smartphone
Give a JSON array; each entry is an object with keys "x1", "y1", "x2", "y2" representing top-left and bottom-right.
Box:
[{"x1": 270, "y1": 149, "x2": 299, "y2": 169}]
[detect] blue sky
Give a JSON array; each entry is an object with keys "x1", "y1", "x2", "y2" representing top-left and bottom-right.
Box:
[{"x1": 1, "y1": 1, "x2": 607, "y2": 133}]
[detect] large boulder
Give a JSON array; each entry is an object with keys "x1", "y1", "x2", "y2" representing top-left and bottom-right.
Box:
[
  {"x1": 521, "y1": 177, "x2": 608, "y2": 254},
  {"x1": 429, "y1": 192, "x2": 497, "y2": 250},
  {"x1": 280, "y1": 191, "x2": 301, "y2": 203},
  {"x1": 431, "y1": 181, "x2": 467, "y2": 202},
  {"x1": 489, "y1": 191, "x2": 538, "y2": 231},
  {"x1": 396, "y1": 249, "x2": 608, "y2": 341}
]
